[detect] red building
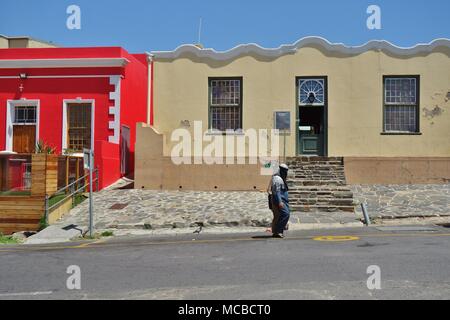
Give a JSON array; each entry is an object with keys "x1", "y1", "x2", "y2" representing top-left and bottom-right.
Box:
[{"x1": 0, "y1": 47, "x2": 151, "y2": 189}]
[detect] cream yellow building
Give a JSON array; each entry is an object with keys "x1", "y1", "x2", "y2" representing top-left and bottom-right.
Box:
[
  {"x1": 0, "y1": 34, "x2": 57, "y2": 48},
  {"x1": 135, "y1": 37, "x2": 450, "y2": 190}
]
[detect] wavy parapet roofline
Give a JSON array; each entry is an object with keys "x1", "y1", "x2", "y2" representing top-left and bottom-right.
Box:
[{"x1": 151, "y1": 36, "x2": 450, "y2": 61}]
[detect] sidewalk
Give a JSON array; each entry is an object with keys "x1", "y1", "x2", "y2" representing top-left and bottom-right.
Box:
[
  {"x1": 54, "y1": 189, "x2": 363, "y2": 232},
  {"x1": 34, "y1": 183, "x2": 449, "y2": 243},
  {"x1": 352, "y1": 184, "x2": 450, "y2": 220}
]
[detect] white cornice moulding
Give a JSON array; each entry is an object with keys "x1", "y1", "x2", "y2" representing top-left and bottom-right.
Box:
[
  {"x1": 151, "y1": 36, "x2": 450, "y2": 61},
  {"x1": 145, "y1": 52, "x2": 155, "y2": 63},
  {"x1": 0, "y1": 57, "x2": 130, "y2": 69}
]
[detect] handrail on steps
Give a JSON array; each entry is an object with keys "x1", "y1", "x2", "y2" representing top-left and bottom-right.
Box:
[{"x1": 44, "y1": 167, "x2": 99, "y2": 224}]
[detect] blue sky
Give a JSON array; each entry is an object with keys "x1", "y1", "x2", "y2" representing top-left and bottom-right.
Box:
[{"x1": 0, "y1": 0, "x2": 449, "y2": 53}]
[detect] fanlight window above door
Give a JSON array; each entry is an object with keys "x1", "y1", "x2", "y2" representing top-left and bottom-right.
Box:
[{"x1": 299, "y1": 79, "x2": 325, "y2": 106}]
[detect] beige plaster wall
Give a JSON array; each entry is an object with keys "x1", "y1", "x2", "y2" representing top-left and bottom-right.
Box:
[
  {"x1": 0, "y1": 37, "x2": 56, "y2": 48},
  {"x1": 345, "y1": 157, "x2": 450, "y2": 184},
  {"x1": 0, "y1": 37, "x2": 8, "y2": 48},
  {"x1": 151, "y1": 46, "x2": 450, "y2": 158},
  {"x1": 135, "y1": 123, "x2": 271, "y2": 191},
  {"x1": 28, "y1": 39, "x2": 57, "y2": 48},
  {"x1": 7, "y1": 38, "x2": 30, "y2": 48},
  {"x1": 135, "y1": 123, "x2": 450, "y2": 188}
]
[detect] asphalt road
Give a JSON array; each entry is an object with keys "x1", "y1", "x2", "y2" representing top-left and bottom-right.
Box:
[{"x1": 0, "y1": 225, "x2": 450, "y2": 300}]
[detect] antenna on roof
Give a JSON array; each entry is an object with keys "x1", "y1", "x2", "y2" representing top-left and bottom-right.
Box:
[{"x1": 195, "y1": 18, "x2": 204, "y2": 49}]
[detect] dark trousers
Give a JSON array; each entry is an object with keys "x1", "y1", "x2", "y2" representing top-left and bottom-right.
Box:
[{"x1": 272, "y1": 202, "x2": 290, "y2": 234}]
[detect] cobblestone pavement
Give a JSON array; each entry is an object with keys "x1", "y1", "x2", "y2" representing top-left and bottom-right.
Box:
[
  {"x1": 56, "y1": 184, "x2": 450, "y2": 232},
  {"x1": 352, "y1": 184, "x2": 450, "y2": 220},
  {"x1": 56, "y1": 189, "x2": 362, "y2": 231}
]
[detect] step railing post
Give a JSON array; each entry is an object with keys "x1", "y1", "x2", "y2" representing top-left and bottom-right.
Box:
[
  {"x1": 361, "y1": 203, "x2": 371, "y2": 226},
  {"x1": 44, "y1": 194, "x2": 49, "y2": 225},
  {"x1": 96, "y1": 168, "x2": 99, "y2": 192}
]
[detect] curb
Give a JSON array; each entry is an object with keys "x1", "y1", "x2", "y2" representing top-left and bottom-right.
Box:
[
  {"x1": 25, "y1": 225, "x2": 87, "y2": 245},
  {"x1": 102, "y1": 221, "x2": 365, "y2": 237}
]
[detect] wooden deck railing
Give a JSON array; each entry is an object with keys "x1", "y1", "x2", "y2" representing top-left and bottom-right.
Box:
[{"x1": 0, "y1": 154, "x2": 89, "y2": 235}]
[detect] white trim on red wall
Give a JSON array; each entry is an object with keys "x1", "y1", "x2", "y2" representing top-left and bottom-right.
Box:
[
  {"x1": 108, "y1": 76, "x2": 121, "y2": 144},
  {"x1": 0, "y1": 58, "x2": 129, "y2": 69},
  {"x1": 0, "y1": 75, "x2": 122, "y2": 79},
  {"x1": 5, "y1": 99, "x2": 40, "y2": 152}
]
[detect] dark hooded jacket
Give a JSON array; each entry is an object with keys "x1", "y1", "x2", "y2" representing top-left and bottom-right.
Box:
[{"x1": 271, "y1": 168, "x2": 289, "y2": 207}]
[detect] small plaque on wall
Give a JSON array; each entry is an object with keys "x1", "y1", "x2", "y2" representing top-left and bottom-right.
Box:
[{"x1": 274, "y1": 111, "x2": 291, "y2": 132}]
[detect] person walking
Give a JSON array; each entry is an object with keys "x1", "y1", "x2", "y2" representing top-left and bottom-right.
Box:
[{"x1": 269, "y1": 164, "x2": 290, "y2": 238}]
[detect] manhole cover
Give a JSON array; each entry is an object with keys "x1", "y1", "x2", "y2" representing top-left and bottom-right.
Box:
[
  {"x1": 109, "y1": 203, "x2": 129, "y2": 210},
  {"x1": 313, "y1": 236, "x2": 360, "y2": 242},
  {"x1": 375, "y1": 226, "x2": 437, "y2": 232}
]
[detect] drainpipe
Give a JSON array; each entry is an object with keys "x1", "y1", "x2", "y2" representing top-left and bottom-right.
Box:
[{"x1": 145, "y1": 52, "x2": 154, "y2": 126}]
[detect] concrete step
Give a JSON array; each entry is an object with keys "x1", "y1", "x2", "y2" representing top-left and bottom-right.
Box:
[
  {"x1": 292, "y1": 176, "x2": 346, "y2": 180},
  {"x1": 289, "y1": 190, "x2": 353, "y2": 197},
  {"x1": 291, "y1": 171, "x2": 345, "y2": 177},
  {"x1": 291, "y1": 171, "x2": 345, "y2": 175},
  {"x1": 290, "y1": 205, "x2": 356, "y2": 213},
  {"x1": 290, "y1": 180, "x2": 347, "y2": 186},
  {"x1": 285, "y1": 156, "x2": 354, "y2": 213},
  {"x1": 291, "y1": 198, "x2": 355, "y2": 206},
  {"x1": 289, "y1": 187, "x2": 353, "y2": 192},
  {"x1": 291, "y1": 178, "x2": 346, "y2": 182},
  {"x1": 290, "y1": 162, "x2": 344, "y2": 165},
  {"x1": 291, "y1": 165, "x2": 345, "y2": 169},
  {"x1": 286, "y1": 157, "x2": 343, "y2": 163},
  {"x1": 290, "y1": 193, "x2": 353, "y2": 198}
]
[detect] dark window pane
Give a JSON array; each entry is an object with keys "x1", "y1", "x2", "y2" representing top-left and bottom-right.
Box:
[
  {"x1": 211, "y1": 79, "x2": 241, "y2": 106},
  {"x1": 14, "y1": 106, "x2": 36, "y2": 124},
  {"x1": 27, "y1": 108, "x2": 36, "y2": 122},
  {"x1": 384, "y1": 105, "x2": 417, "y2": 132},
  {"x1": 210, "y1": 78, "x2": 242, "y2": 131},
  {"x1": 68, "y1": 104, "x2": 92, "y2": 151},
  {"x1": 385, "y1": 78, "x2": 417, "y2": 105},
  {"x1": 211, "y1": 106, "x2": 241, "y2": 131}
]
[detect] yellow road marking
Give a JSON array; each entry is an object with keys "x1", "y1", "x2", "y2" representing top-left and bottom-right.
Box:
[
  {"x1": 0, "y1": 241, "x2": 98, "y2": 252},
  {"x1": 74, "y1": 243, "x2": 91, "y2": 248},
  {"x1": 73, "y1": 238, "x2": 106, "y2": 248},
  {"x1": 313, "y1": 236, "x2": 360, "y2": 242}
]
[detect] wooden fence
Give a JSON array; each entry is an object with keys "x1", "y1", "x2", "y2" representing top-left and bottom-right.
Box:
[
  {"x1": 0, "y1": 154, "x2": 58, "y2": 235},
  {"x1": 57, "y1": 156, "x2": 84, "y2": 190},
  {"x1": 0, "y1": 196, "x2": 44, "y2": 235}
]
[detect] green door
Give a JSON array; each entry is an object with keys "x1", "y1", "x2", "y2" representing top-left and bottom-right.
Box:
[
  {"x1": 296, "y1": 77, "x2": 328, "y2": 156},
  {"x1": 299, "y1": 133, "x2": 323, "y2": 155}
]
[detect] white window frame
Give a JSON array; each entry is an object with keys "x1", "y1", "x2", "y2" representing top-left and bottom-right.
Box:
[
  {"x1": 62, "y1": 99, "x2": 95, "y2": 155},
  {"x1": 384, "y1": 77, "x2": 417, "y2": 105},
  {"x1": 383, "y1": 76, "x2": 419, "y2": 133},
  {"x1": 209, "y1": 77, "x2": 243, "y2": 132},
  {"x1": 5, "y1": 99, "x2": 40, "y2": 152},
  {"x1": 298, "y1": 78, "x2": 326, "y2": 106},
  {"x1": 210, "y1": 79, "x2": 241, "y2": 107}
]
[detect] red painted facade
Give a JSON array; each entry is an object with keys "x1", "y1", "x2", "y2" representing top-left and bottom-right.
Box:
[{"x1": 0, "y1": 47, "x2": 151, "y2": 189}]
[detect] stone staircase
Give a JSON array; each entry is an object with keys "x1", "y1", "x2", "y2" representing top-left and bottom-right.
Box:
[{"x1": 286, "y1": 157, "x2": 355, "y2": 213}]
